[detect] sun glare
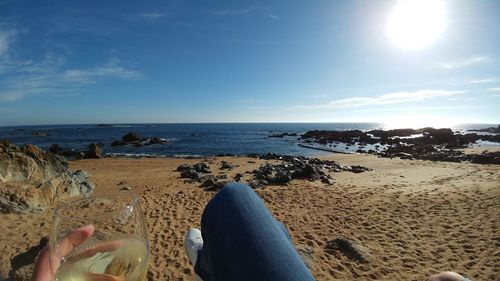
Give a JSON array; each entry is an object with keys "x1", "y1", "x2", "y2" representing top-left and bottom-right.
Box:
[{"x1": 386, "y1": 0, "x2": 446, "y2": 50}]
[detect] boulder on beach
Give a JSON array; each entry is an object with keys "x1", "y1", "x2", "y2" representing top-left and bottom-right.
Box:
[
  {"x1": 0, "y1": 141, "x2": 95, "y2": 213},
  {"x1": 470, "y1": 151, "x2": 500, "y2": 164},
  {"x1": 84, "y1": 143, "x2": 103, "y2": 159},
  {"x1": 325, "y1": 236, "x2": 371, "y2": 263}
]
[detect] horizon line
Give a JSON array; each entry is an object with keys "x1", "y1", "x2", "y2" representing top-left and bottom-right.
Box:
[{"x1": 0, "y1": 121, "x2": 498, "y2": 128}]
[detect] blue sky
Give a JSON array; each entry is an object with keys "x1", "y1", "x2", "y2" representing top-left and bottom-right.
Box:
[{"x1": 0, "y1": 0, "x2": 499, "y2": 126}]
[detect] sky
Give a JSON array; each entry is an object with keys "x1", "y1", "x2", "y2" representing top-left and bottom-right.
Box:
[{"x1": 0, "y1": 0, "x2": 499, "y2": 126}]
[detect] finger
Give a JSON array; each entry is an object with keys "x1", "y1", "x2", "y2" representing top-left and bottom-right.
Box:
[
  {"x1": 56, "y1": 224, "x2": 95, "y2": 259},
  {"x1": 69, "y1": 240, "x2": 123, "y2": 261},
  {"x1": 32, "y1": 247, "x2": 51, "y2": 281},
  {"x1": 32, "y1": 225, "x2": 95, "y2": 281}
]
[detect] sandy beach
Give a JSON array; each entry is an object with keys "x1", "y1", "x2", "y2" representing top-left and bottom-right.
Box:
[{"x1": 1, "y1": 151, "x2": 499, "y2": 281}]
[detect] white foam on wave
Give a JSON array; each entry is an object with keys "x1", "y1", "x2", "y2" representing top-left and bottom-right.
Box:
[{"x1": 172, "y1": 154, "x2": 203, "y2": 158}]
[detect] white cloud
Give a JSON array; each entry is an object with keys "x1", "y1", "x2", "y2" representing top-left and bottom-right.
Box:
[
  {"x1": 490, "y1": 94, "x2": 500, "y2": 98},
  {"x1": 63, "y1": 59, "x2": 142, "y2": 82},
  {"x1": 353, "y1": 105, "x2": 484, "y2": 112},
  {"x1": 137, "y1": 13, "x2": 166, "y2": 21},
  {"x1": 468, "y1": 77, "x2": 497, "y2": 84},
  {"x1": 290, "y1": 90, "x2": 465, "y2": 110},
  {"x1": 0, "y1": 28, "x2": 17, "y2": 57},
  {"x1": 210, "y1": 7, "x2": 262, "y2": 16},
  {"x1": 486, "y1": 87, "x2": 500, "y2": 92},
  {"x1": 0, "y1": 91, "x2": 24, "y2": 102},
  {"x1": 209, "y1": 6, "x2": 277, "y2": 19},
  {"x1": 1, "y1": 56, "x2": 142, "y2": 103},
  {"x1": 438, "y1": 56, "x2": 489, "y2": 69}
]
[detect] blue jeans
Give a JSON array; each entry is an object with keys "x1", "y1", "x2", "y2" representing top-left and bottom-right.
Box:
[{"x1": 194, "y1": 183, "x2": 316, "y2": 281}]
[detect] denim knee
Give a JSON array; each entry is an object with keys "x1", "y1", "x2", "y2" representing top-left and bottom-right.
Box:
[{"x1": 220, "y1": 182, "x2": 254, "y2": 197}]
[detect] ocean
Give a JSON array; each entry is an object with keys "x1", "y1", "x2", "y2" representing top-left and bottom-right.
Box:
[{"x1": 0, "y1": 123, "x2": 496, "y2": 157}]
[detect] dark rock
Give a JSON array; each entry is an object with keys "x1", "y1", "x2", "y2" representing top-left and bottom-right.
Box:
[
  {"x1": 111, "y1": 140, "x2": 126, "y2": 146},
  {"x1": 471, "y1": 152, "x2": 500, "y2": 164},
  {"x1": 233, "y1": 173, "x2": 244, "y2": 181},
  {"x1": 220, "y1": 161, "x2": 235, "y2": 170},
  {"x1": 193, "y1": 163, "x2": 211, "y2": 173},
  {"x1": 120, "y1": 186, "x2": 132, "y2": 191},
  {"x1": 148, "y1": 137, "x2": 167, "y2": 145},
  {"x1": 347, "y1": 165, "x2": 371, "y2": 173},
  {"x1": 49, "y1": 143, "x2": 62, "y2": 154},
  {"x1": 321, "y1": 176, "x2": 333, "y2": 185},
  {"x1": 122, "y1": 132, "x2": 141, "y2": 142},
  {"x1": 216, "y1": 174, "x2": 228, "y2": 180},
  {"x1": 216, "y1": 153, "x2": 235, "y2": 157},
  {"x1": 205, "y1": 181, "x2": 228, "y2": 191},
  {"x1": 269, "y1": 171, "x2": 292, "y2": 185},
  {"x1": 176, "y1": 164, "x2": 192, "y2": 172},
  {"x1": 180, "y1": 169, "x2": 200, "y2": 179},
  {"x1": 325, "y1": 236, "x2": 371, "y2": 263},
  {"x1": 85, "y1": 143, "x2": 103, "y2": 159},
  {"x1": 198, "y1": 174, "x2": 216, "y2": 182},
  {"x1": 269, "y1": 132, "x2": 298, "y2": 138},
  {"x1": 200, "y1": 178, "x2": 217, "y2": 188},
  {"x1": 32, "y1": 131, "x2": 49, "y2": 137}
]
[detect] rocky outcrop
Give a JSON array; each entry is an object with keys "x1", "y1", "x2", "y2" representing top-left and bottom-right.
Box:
[
  {"x1": 0, "y1": 141, "x2": 94, "y2": 213},
  {"x1": 176, "y1": 154, "x2": 370, "y2": 190},
  {"x1": 301, "y1": 127, "x2": 500, "y2": 164},
  {"x1": 268, "y1": 132, "x2": 298, "y2": 138},
  {"x1": 470, "y1": 151, "x2": 500, "y2": 164},
  {"x1": 49, "y1": 143, "x2": 103, "y2": 159},
  {"x1": 302, "y1": 127, "x2": 500, "y2": 147},
  {"x1": 247, "y1": 153, "x2": 370, "y2": 188},
  {"x1": 122, "y1": 132, "x2": 141, "y2": 142},
  {"x1": 49, "y1": 143, "x2": 79, "y2": 158},
  {"x1": 111, "y1": 132, "x2": 168, "y2": 147}
]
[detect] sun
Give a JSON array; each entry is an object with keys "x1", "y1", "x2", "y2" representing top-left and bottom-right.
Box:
[{"x1": 386, "y1": 0, "x2": 446, "y2": 50}]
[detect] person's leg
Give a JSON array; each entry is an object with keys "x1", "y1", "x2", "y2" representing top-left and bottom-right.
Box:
[{"x1": 194, "y1": 182, "x2": 315, "y2": 281}]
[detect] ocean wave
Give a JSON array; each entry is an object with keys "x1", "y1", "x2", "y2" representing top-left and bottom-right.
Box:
[{"x1": 172, "y1": 154, "x2": 203, "y2": 158}]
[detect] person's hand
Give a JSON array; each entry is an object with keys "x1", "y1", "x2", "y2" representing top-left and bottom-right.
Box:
[{"x1": 32, "y1": 225, "x2": 94, "y2": 281}]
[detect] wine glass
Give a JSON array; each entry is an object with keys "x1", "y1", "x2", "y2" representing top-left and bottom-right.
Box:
[{"x1": 49, "y1": 193, "x2": 149, "y2": 281}]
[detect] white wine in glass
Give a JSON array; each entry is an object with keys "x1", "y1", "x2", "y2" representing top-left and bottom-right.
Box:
[{"x1": 49, "y1": 194, "x2": 149, "y2": 281}]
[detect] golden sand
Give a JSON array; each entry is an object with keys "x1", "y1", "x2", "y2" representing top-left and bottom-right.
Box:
[{"x1": 1, "y1": 153, "x2": 499, "y2": 280}]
